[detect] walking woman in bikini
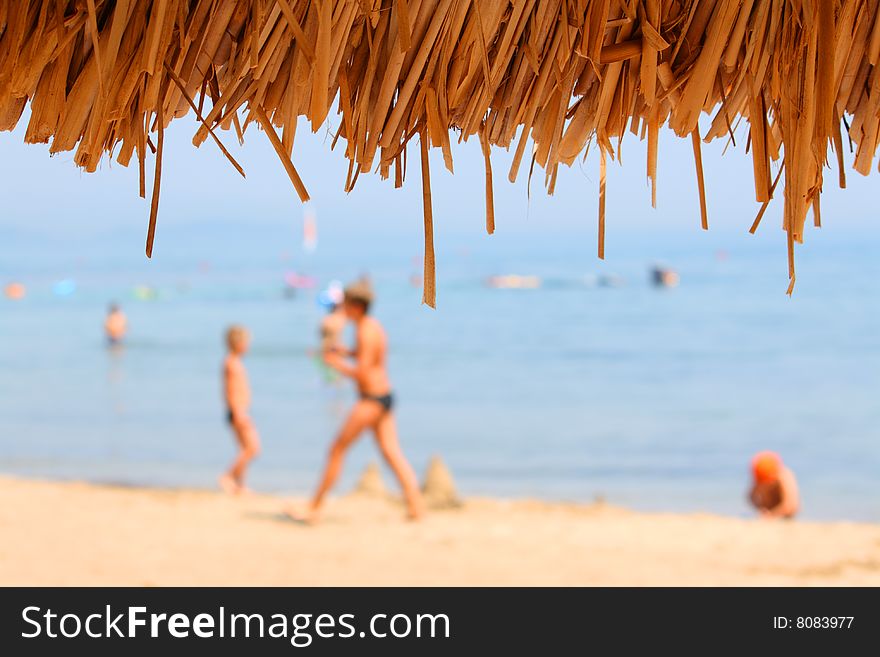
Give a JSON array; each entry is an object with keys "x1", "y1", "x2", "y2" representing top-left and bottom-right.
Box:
[{"x1": 289, "y1": 279, "x2": 424, "y2": 523}]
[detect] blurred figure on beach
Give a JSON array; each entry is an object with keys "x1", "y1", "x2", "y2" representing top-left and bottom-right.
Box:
[
  {"x1": 290, "y1": 279, "x2": 424, "y2": 523},
  {"x1": 318, "y1": 282, "x2": 345, "y2": 349},
  {"x1": 220, "y1": 325, "x2": 261, "y2": 495},
  {"x1": 104, "y1": 303, "x2": 127, "y2": 345},
  {"x1": 315, "y1": 282, "x2": 346, "y2": 386},
  {"x1": 749, "y1": 451, "x2": 799, "y2": 519}
]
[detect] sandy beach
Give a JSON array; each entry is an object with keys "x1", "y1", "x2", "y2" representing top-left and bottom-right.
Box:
[{"x1": 0, "y1": 475, "x2": 878, "y2": 586}]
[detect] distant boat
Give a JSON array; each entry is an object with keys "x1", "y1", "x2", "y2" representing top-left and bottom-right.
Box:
[
  {"x1": 486, "y1": 274, "x2": 541, "y2": 290},
  {"x1": 303, "y1": 205, "x2": 317, "y2": 253}
]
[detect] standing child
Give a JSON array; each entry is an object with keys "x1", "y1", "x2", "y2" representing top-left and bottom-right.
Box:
[{"x1": 220, "y1": 325, "x2": 260, "y2": 494}]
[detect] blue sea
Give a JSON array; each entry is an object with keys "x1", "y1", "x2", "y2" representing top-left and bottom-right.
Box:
[{"x1": 1, "y1": 220, "x2": 878, "y2": 521}]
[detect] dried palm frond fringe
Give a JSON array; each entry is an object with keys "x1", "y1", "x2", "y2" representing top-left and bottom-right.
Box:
[{"x1": 1, "y1": 0, "x2": 878, "y2": 305}]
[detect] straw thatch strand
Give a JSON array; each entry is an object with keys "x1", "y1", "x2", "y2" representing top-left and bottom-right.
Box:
[{"x1": 2, "y1": 1, "x2": 878, "y2": 300}]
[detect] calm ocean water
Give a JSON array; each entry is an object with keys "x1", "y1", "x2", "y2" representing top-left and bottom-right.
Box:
[{"x1": 1, "y1": 220, "x2": 878, "y2": 521}]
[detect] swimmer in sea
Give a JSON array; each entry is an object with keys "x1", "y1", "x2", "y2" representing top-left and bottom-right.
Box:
[
  {"x1": 317, "y1": 283, "x2": 346, "y2": 379},
  {"x1": 288, "y1": 278, "x2": 424, "y2": 523},
  {"x1": 320, "y1": 301, "x2": 346, "y2": 354},
  {"x1": 104, "y1": 303, "x2": 127, "y2": 345},
  {"x1": 749, "y1": 451, "x2": 800, "y2": 519},
  {"x1": 311, "y1": 283, "x2": 346, "y2": 386},
  {"x1": 219, "y1": 325, "x2": 261, "y2": 494}
]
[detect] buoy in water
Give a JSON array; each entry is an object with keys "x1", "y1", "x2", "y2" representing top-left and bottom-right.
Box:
[
  {"x1": 132, "y1": 285, "x2": 158, "y2": 301},
  {"x1": 316, "y1": 281, "x2": 344, "y2": 309},
  {"x1": 4, "y1": 282, "x2": 25, "y2": 300},
  {"x1": 53, "y1": 279, "x2": 76, "y2": 297}
]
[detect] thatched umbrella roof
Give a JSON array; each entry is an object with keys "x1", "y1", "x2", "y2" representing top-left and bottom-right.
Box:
[{"x1": 1, "y1": 1, "x2": 876, "y2": 304}]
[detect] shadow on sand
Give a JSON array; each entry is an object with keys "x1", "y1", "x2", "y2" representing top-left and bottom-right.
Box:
[{"x1": 243, "y1": 510, "x2": 308, "y2": 526}]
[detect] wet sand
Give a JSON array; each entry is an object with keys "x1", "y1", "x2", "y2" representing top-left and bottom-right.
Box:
[{"x1": 1, "y1": 476, "x2": 878, "y2": 586}]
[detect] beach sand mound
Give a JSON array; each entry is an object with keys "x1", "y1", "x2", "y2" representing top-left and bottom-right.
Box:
[
  {"x1": 353, "y1": 462, "x2": 388, "y2": 498},
  {"x1": 422, "y1": 456, "x2": 462, "y2": 510}
]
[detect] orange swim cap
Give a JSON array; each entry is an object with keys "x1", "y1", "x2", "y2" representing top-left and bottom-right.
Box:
[{"x1": 752, "y1": 451, "x2": 782, "y2": 482}]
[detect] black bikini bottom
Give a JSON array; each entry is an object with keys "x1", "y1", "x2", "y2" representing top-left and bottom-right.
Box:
[{"x1": 361, "y1": 392, "x2": 393, "y2": 413}]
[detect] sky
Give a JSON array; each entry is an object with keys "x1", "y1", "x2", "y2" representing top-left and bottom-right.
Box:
[{"x1": 1, "y1": 105, "x2": 878, "y2": 253}]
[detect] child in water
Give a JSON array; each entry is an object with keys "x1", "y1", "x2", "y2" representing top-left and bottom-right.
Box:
[
  {"x1": 104, "y1": 303, "x2": 127, "y2": 345},
  {"x1": 749, "y1": 451, "x2": 799, "y2": 519},
  {"x1": 219, "y1": 325, "x2": 261, "y2": 494}
]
